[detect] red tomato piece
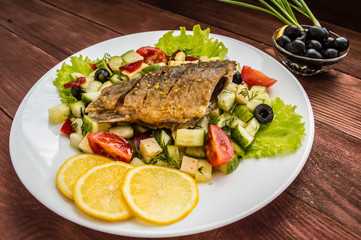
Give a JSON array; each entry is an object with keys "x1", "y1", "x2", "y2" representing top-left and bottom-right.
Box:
[
  {"x1": 60, "y1": 118, "x2": 74, "y2": 136},
  {"x1": 88, "y1": 63, "x2": 98, "y2": 70},
  {"x1": 63, "y1": 76, "x2": 86, "y2": 89},
  {"x1": 87, "y1": 132, "x2": 133, "y2": 163},
  {"x1": 185, "y1": 56, "x2": 199, "y2": 61},
  {"x1": 136, "y1": 46, "x2": 168, "y2": 64},
  {"x1": 241, "y1": 65, "x2": 277, "y2": 88},
  {"x1": 119, "y1": 60, "x2": 143, "y2": 73},
  {"x1": 205, "y1": 125, "x2": 234, "y2": 166}
]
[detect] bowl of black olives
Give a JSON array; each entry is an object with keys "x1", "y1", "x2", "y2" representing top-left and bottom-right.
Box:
[{"x1": 272, "y1": 25, "x2": 350, "y2": 76}]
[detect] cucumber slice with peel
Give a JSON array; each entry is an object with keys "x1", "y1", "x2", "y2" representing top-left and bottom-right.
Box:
[{"x1": 175, "y1": 129, "x2": 205, "y2": 147}]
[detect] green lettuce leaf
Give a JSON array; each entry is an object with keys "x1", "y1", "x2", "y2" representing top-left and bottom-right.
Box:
[
  {"x1": 155, "y1": 25, "x2": 228, "y2": 59},
  {"x1": 53, "y1": 55, "x2": 96, "y2": 104},
  {"x1": 245, "y1": 97, "x2": 306, "y2": 158}
]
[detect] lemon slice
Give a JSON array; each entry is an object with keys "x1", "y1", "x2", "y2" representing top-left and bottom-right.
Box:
[
  {"x1": 56, "y1": 154, "x2": 113, "y2": 199},
  {"x1": 276, "y1": 25, "x2": 288, "y2": 39},
  {"x1": 73, "y1": 161, "x2": 133, "y2": 221},
  {"x1": 122, "y1": 165, "x2": 199, "y2": 225}
]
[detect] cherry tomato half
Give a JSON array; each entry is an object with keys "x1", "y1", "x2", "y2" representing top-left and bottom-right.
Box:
[
  {"x1": 63, "y1": 76, "x2": 86, "y2": 89},
  {"x1": 119, "y1": 60, "x2": 143, "y2": 73},
  {"x1": 241, "y1": 65, "x2": 277, "y2": 88},
  {"x1": 136, "y1": 46, "x2": 168, "y2": 64},
  {"x1": 205, "y1": 125, "x2": 234, "y2": 166},
  {"x1": 60, "y1": 118, "x2": 74, "y2": 136},
  {"x1": 87, "y1": 132, "x2": 133, "y2": 163},
  {"x1": 88, "y1": 63, "x2": 98, "y2": 71}
]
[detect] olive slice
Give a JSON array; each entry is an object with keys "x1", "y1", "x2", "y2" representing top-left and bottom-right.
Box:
[
  {"x1": 254, "y1": 104, "x2": 274, "y2": 123},
  {"x1": 95, "y1": 68, "x2": 110, "y2": 83}
]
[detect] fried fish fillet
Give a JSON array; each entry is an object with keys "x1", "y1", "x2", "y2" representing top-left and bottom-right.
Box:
[{"x1": 86, "y1": 60, "x2": 236, "y2": 129}]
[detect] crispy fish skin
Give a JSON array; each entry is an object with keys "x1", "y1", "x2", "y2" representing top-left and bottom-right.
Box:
[{"x1": 86, "y1": 60, "x2": 236, "y2": 129}]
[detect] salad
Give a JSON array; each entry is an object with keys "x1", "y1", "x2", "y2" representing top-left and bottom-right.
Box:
[{"x1": 49, "y1": 25, "x2": 305, "y2": 181}]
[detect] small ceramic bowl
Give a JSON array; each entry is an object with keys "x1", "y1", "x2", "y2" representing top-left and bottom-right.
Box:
[{"x1": 272, "y1": 26, "x2": 349, "y2": 76}]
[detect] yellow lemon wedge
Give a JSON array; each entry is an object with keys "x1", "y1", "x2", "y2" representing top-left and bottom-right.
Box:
[
  {"x1": 56, "y1": 154, "x2": 113, "y2": 200},
  {"x1": 276, "y1": 24, "x2": 288, "y2": 39},
  {"x1": 122, "y1": 165, "x2": 199, "y2": 225},
  {"x1": 73, "y1": 161, "x2": 133, "y2": 221}
]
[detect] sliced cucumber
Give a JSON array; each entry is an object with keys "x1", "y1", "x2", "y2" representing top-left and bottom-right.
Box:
[
  {"x1": 98, "y1": 80, "x2": 113, "y2": 91},
  {"x1": 217, "y1": 89, "x2": 236, "y2": 111},
  {"x1": 69, "y1": 133, "x2": 83, "y2": 150},
  {"x1": 84, "y1": 80, "x2": 102, "y2": 92},
  {"x1": 244, "y1": 117, "x2": 261, "y2": 136},
  {"x1": 130, "y1": 157, "x2": 145, "y2": 166},
  {"x1": 108, "y1": 56, "x2": 123, "y2": 73},
  {"x1": 250, "y1": 85, "x2": 268, "y2": 95},
  {"x1": 153, "y1": 129, "x2": 172, "y2": 149},
  {"x1": 95, "y1": 59, "x2": 112, "y2": 74},
  {"x1": 185, "y1": 147, "x2": 206, "y2": 158},
  {"x1": 82, "y1": 114, "x2": 112, "y2": 134},
  {"x1": 121, "y1": 50, "x2": 143, "y2": 63},
  {"x1": 109, "y1": 125, "x2": 134, "y2": 139},
  {"x1": 70, "y1": 72, "x2": 84, "y2": 80},
  {"x1": 216, "y1": 154, "x2": 239, "y2": 174},
  {"x1": 246, "y1": 98, "x2": 264, "y2": 113},
  {"x1": 134, "y1": 124, "x2": 150, "y2": 133},
  {"x1": 195, "y1": 159, "x2": 213, "y2": 183},
  {"x1": 225, "y1": 82, "x2": 238, "y2": 91},
  {"x1": 195, "y1": 116, "x2": 209, "y2": 131},
  {"x1": 71, "y1": 118, "x2": 83, "y2": 135},
  {"x1": 175, "y1": 129, "x2": 205, "y2": 147},
  {"x1": 141, "y1": 64, "x2": 161, "y2": 74},
  {"x1": 232, "y1": 124, "x2": 254, "y2": 148},
  {"x1": 48, "y1": 103, "x2": 70, "y2": 124},
  {"x1": 232, "y1": 105, "x2": 253, "y2": 123},
  {"x1": 255, "y1": 92, "x2": 271, "y2": 106},
  {"x1": 167, "y1": 145, "x2": 182, "y2": 169},
  {"x1": 214, "y1": 112, "x2": 233, "y2": 128},
  {"x1": 110, "y1": 73, "x2": 128, "y2": 84},
  {"x1": 232, "y1": 141, "x2": 246, "y2": 158},
  {"x1": 81, "y1": 91, "x2": 101, "y2": 104},
  {"x1": 69, "y1": 101, "x2": 85, "y2": 118},
  {"x1": 229, "y1": 116, "x2": 246, "y2": 128}
]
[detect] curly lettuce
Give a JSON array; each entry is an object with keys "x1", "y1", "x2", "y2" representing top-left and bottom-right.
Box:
[
  {"x1": 245, "y1": 97, "x2": 306, "y2": 158},
  {"x1": 53, "y1": 55, "x2": 96, "y2": 104},
  {"x1": 155, "y1": 25, "x2": 228, "y2": 59}
]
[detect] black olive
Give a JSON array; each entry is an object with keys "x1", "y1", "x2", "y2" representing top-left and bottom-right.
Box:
[
  {"x1": 285, "y1": 40, "x2": 306, "y2": 55},
  {"x1": 323, "y1": 37, "x2": 335, "y2": 49},
  {"x1": 322, "y1": 48, "x2": 340, "y2": 59},
  {"x1": 306, "y1": 26, "x2": 327, "y2": 42},
  {"x1": 276, "y1": 35, "x2": 291, "y2": 48},
  {"x1": 306, "y1": 40, "x2": 322, "y2": 52},
  {"x1": 323, "y1": 27, "x2": 330, "y2": 38},
  {"x1": 232, "y1": 71, "x2": 242, "y2": 84},
  {"x1": 95, "y1": 68, "x2": 110, "y2": 83},
  {"x1": 304, "y1": 49, "x2": 323, "y2": 59},
  {"x1": 296, "y1": 30, "x2": 307, "y2": 41},
  {"x1": 71, "y1": 87, "x2": 84, "y2": 100},
  {"x1": 283, "y1": 25, "x2": 302, "y2": 39},
  {"x1": 254, "y1": 104, "x2": 274, "y2": 123},
  {"x1": 333, "y1": 37, "x2": 349, "y2": 52}
]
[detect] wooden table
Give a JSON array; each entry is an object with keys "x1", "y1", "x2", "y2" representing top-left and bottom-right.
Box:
[{"x1": 1, "y1": 0, "x2": 360, "y2": 239}]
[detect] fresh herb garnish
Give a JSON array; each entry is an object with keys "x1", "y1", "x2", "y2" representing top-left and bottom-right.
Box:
[{"x1": 219, "y1": 0, "x2": 321, "y2": 30}]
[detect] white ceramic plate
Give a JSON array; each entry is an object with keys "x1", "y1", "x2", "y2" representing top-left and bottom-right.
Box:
[{"x1": 10, "y1": 31, "x2": 314, "y2": 238}]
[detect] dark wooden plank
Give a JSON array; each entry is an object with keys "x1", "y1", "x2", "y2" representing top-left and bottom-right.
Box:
[
  {"x1": 138, "y1": 0, "x2": 361, "y2": 79},
  {"x1": 0, "y1": 26, "x2": 59, "y2": 117},
  {"x1": 288, "y1": 120, "x2": 361, "y2": 235},
  {"x1": 1, "y1": 0, "x2": 120, "y2": 61}
]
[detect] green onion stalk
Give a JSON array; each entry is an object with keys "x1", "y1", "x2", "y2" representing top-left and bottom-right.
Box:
[{"x1": 218, "y1": 0, "x2": 321, "y2": 30}]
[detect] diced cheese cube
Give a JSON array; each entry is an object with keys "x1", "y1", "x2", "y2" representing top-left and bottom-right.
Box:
[
  {"x1": 78, "y1": 134, "x2": 93, "y2": 153},
  {"x1": 139, "y1": 137, "x2": 162, "y2": 163},
  {"x1": 180, "y1": 156, "x2": 198, "y2": 177}
]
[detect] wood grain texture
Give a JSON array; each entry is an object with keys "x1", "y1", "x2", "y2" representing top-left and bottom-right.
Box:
[{"x1": 0, "y1": 0, "x2": 360, "y2": 239}]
